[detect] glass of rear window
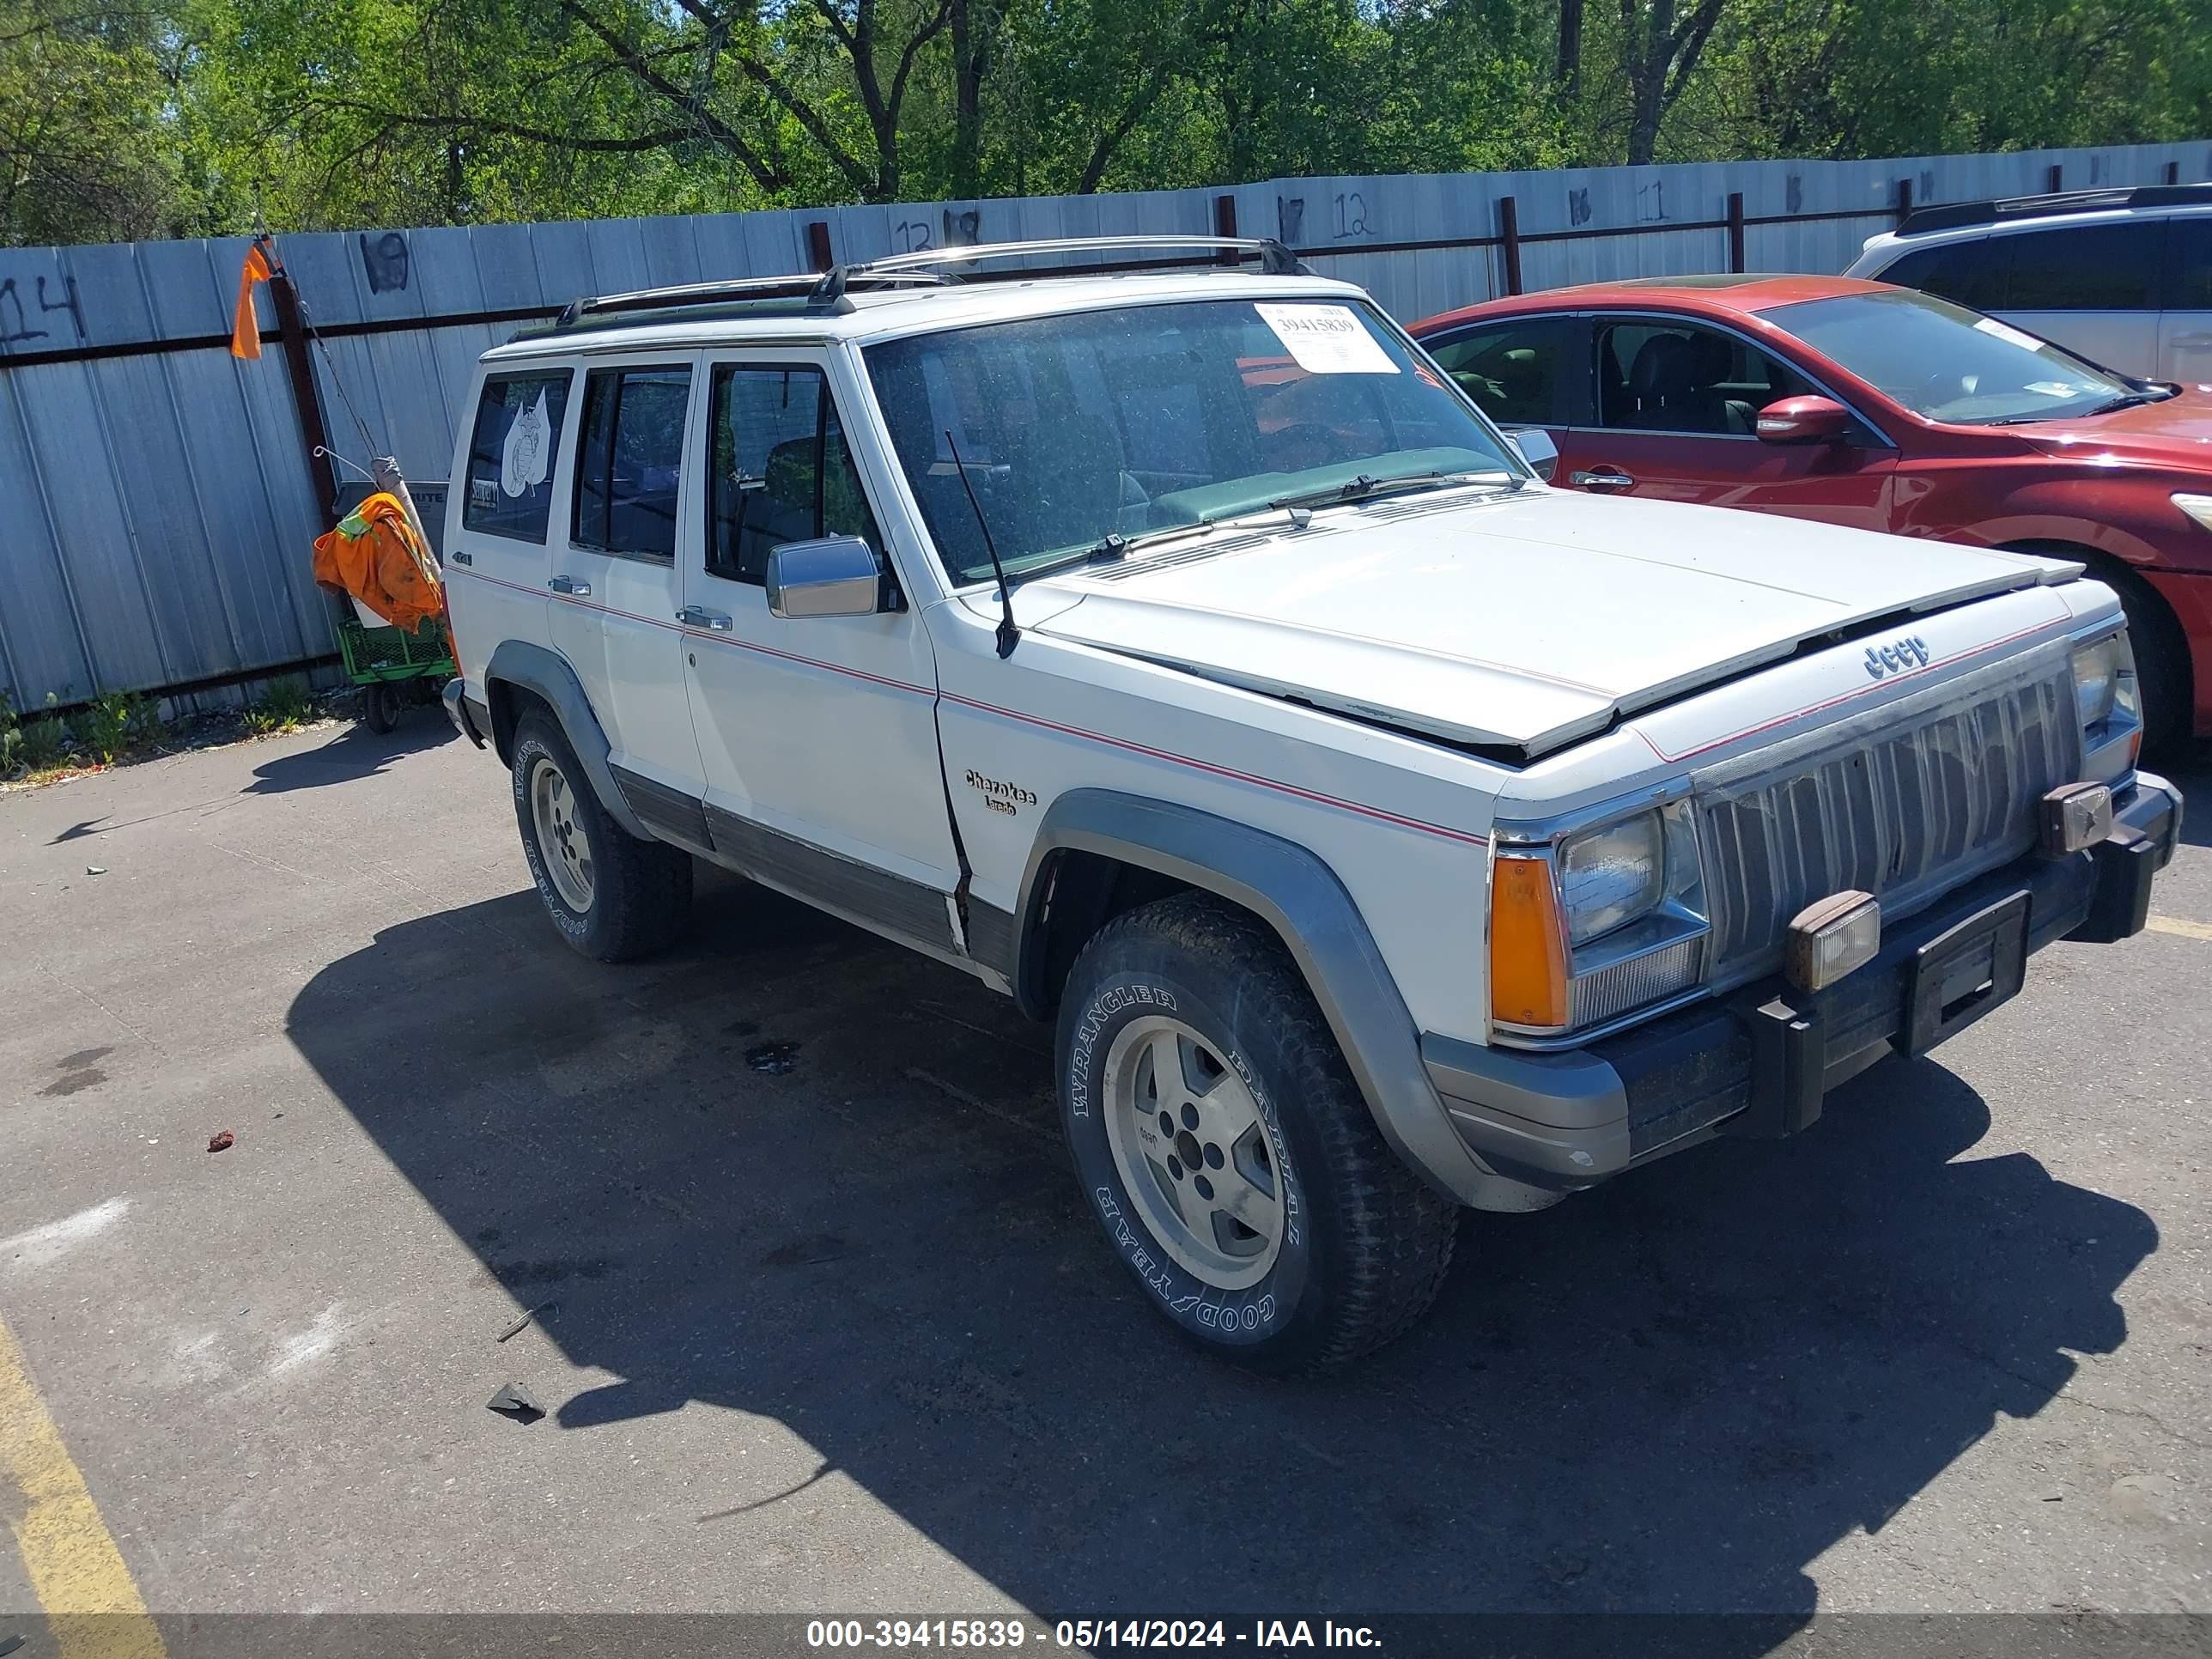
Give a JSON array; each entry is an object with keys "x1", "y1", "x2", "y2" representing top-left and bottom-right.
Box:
[{"x1": 463, "y1": 371, "x2": 572, "y2": 543}]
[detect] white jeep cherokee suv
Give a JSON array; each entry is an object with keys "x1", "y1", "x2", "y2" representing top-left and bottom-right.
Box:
[{"x1": 440, "y1": 236, "x2": 2181, "y2": 1373}]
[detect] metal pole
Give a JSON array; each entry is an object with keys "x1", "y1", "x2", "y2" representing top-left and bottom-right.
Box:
[
  {"x1": 268, "y1": 269, "x2": 339, "y2": 523},
  {"x1": 1498, "y1": 195, "x2": 1522, "y2": 295},
  {"x1": 806, "y1": 222, "x2": 835, "y2": 272},
  {"x1": 1213, "y1": 194, "x2": 1239, "y2": 264},
  {"x1": 1895, "y1": 177, "x2": 1914, "y2": 228},
  {"x1": 1727, "y1": 191, "x2": 1746, "y2": 272}
]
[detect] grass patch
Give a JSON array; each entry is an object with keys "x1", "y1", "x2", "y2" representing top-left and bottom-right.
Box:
[
  {"x1": 3, "y1": 691, "x2": 92, "y2": 781},
  {"x1": 241, "y1": 678, "x2": 317, "y2": 737}
]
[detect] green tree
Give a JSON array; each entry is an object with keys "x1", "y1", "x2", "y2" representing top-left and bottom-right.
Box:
[{"x1": 0, "y1": 0, "x2": 195, "y2": 245}]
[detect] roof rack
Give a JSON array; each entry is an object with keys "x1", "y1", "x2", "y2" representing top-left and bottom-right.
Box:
[
  {"x1": 549, "y1": 234, "x2": 1311, "y2": 330},
  {"x1": 1897, "y1": 180, "x2": 2212, "y2": 236},
  {"x1": 552, "y1": 268, "x2": 946, "y2": 328}
]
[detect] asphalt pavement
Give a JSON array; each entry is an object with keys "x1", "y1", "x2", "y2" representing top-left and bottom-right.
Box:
[{"x1": 1, "y1": 713, "x2": 2208, "y2": 1649}]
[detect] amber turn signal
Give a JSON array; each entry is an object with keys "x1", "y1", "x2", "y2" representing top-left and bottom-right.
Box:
[{"x1": 1490, "y1": 852, "x2": 1571, "y2": 1029}]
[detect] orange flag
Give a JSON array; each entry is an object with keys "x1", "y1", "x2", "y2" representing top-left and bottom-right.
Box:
[{"x1": 231, "y1": 238, "x2": 276, "y2": 359}]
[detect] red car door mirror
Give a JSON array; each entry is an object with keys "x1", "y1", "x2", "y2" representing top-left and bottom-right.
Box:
[{"x1": 1755, "y1": 396, "x2": 1851, "y2": 444}]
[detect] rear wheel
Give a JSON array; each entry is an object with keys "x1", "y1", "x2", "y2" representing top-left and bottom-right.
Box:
[
  {"x1": 511, "y1": 710, "x2": 691, "y2": 962},
  {"x1": 1055, "y1": 892, "x2": 1458, "y2": 1374},
  {"x1": 362, "y1": 681, "x2": 398, "y2": 734}
]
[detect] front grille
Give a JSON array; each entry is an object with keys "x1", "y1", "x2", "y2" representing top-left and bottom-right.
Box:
[{"x1": 1698, "y1": 664, "x2": 2077, "y2": 980}]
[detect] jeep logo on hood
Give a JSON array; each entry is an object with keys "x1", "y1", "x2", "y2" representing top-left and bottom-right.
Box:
[{"x1": 1863, "y1": 635, "x2": 1931, "y2": 680}]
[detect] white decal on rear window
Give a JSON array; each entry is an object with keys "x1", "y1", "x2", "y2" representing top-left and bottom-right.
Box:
[
  {"x1": 501, "y1": 389, "x2": 552, "y2": 497},
  {"x1": 1253, "y1": 303, "x2": 1400, "y2": 374}
]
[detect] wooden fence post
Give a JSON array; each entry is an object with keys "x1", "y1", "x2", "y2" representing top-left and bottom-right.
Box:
[
  {"x1": 1895, "y1": 177, "x2": 1914, "y2": 228},
  {"x1": 1213, "y1": 193, "x2": 1240, "y2": 264},
  {"x1": 806, "y1": 221, "x2": 835, "y2": 271},
  {"x1": 1727, "y1": 191, "x2": 1746, "y2": 272},
  {"x1": 1498, "y1": 195, "x2": 1522, "y2": 295},
  {"x1": 267, "y1": 269, "x2": 338, "y2": 523}
]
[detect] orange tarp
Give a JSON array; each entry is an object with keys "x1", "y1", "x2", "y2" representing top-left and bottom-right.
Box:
[{"x1": 313, "y1": 493, "x2": 443, "y2": 632}]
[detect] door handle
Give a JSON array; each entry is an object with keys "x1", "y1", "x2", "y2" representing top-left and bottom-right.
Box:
[
  {"x1": 1570, "y1": 469, "x2": 1637, "y2": 491},
  {"x1": 2172, "y1": 331, "x2": 2212, "y2": 346},
  {"x1": 548, "y1": 575, "x2": 591, "y2": 597},
  {"x1": 678, "y1": 605, "x2": 732, "y2": 631},
  {"x1": 447, "y1": 550, "x2": 472, "y2": 567}
]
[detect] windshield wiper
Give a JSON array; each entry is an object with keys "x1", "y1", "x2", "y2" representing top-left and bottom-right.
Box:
[
  {"x1": 1267, "y1": 470, "x2": 1516, "y2": 513},
  {"x1": 2076, "y1": 391, "x2": 2162, "y2": 418}
]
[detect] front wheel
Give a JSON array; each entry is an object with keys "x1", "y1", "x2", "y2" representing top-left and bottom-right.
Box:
[
  {"x1": 1056, "y1": 893, "x2": 1458, "y2": 1374},
  {"x1": 510, "y1": 710, "x2": 692, "y2": 963}
]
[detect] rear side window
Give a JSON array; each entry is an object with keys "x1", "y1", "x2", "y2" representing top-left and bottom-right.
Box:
[
  {"x1": 1877, "y1": 239, "x2": 2009, "y2": 312},
  {"x1": 573, "y1": 366, "x2": 692, "y2": 559},
  {"x1": 462, "y1": 371, "x2": 572, "y2": 543},
  {"x1": 1996, "y1": 222, "x2": 2162, "y2": 311},
  {"x1": 705, "y1": 366, "x2": 882, "y2": 586},
  {"x1": 1595, "y1": 319, "x2": 1811, "y2": 435},
  {"x1": 1422, "y1": 318, "x2": 1583, "y2": 424}
]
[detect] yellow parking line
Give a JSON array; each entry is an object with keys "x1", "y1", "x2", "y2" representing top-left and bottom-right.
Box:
[
  {"x1": 0, "y1": 1316, "x2": 166, "y2": 1659},
  {"x1": 2148, "y1": 915, "x2": 2212, "y2": 943}
]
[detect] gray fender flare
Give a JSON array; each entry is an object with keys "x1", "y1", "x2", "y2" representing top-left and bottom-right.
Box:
[
  {"x1": 1012, "y1": 789, "x2": 1542, "y2": 1211},
  {"x1": 483, "y1": 639, "x2": 652, "y2": 842}
]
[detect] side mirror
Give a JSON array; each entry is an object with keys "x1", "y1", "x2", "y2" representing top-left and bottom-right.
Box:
[
  {"x1": 766, "y1": 535, "x2": 887, "y2": 619},
  {"x1": 1503, "y1": 426, "x2": 1559, "y2": 482},
  {"x1": 1755, "y1": 396, "x2": 1851, "y2": 445}
]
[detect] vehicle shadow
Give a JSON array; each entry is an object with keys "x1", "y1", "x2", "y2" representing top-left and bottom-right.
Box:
[
  {"x1": 241, "y1": 714, "x2": 453, "y2": 798},
  {"x1": 285, "y1": 870, "x2": 2155, "y2": 1635},
  {"x1": 2165, "y1": 740, "x2": 2210, "y2": 848}
]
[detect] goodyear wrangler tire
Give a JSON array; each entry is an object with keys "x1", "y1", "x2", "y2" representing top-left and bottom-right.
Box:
[
  {"x1": 1055, "y1": 892, "x2": 1458, "y2": 1374},
  {"x1": 511, "y1": 710, "x2": 691, "y2": 963}
]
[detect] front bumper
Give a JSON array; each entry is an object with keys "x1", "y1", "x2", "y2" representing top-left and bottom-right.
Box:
[{"x1": 1426, "y1": 771, "x2": 2183, "y2": 1194}]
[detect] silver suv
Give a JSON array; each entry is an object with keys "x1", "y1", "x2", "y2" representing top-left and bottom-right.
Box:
[{"x1": 1847, "y1": 183, "x2": 2212, "y2": 383}]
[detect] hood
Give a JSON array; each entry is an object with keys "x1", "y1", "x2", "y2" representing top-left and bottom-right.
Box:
[
  {"x1": 2026, "y1": 386, "x2": 2212, "y2": 469},
  {"x1": 1018, "y1": 489, "x2": 2069, "y2": 759}
]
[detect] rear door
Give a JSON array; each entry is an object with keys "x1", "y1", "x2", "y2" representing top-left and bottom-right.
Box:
[
  {"x1": 445, "y1": 365, "x2": 574, "y2": 687},
  {"x1": 2160, "y1": 215, "x2": 2212, "y2": 386},
  {"x1": 554, "y1": 355, "x2": 707, "y2": 801},
  {"x1": 1571, "y1": 315, "x2": 1894, "y2": 529}
]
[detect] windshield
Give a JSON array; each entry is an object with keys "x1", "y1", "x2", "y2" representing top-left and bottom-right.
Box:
[
  {"x1": 863, "y1": 296, "x2": 1521, "y2": 586},
  {"x1": 1774, "y1": 288, "x2": 2137, "y2": 425}
]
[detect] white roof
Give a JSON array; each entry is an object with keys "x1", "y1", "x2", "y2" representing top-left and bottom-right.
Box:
[
  {"x1": 1860, "y1": 197, "x2": 2212, "y2": 257},
  {"x1": 479, "y1": 268, "x2": 1372, "y2": 362}
]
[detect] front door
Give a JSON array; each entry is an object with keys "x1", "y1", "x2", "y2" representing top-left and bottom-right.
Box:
[
  {"x1": 553, "y1": 356, "x2": 706, "y2": 800},
  {"x1": 678, "y1": 350, "x2": 964, "y2": 947},
  {"x1": 1567, "y1": 317, "x2": 1896, "y2": 530}
]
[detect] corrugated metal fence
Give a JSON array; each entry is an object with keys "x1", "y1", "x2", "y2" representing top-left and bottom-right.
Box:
[{"x1": 2, "y1": 140, "x2": 2206, "y2": 711}]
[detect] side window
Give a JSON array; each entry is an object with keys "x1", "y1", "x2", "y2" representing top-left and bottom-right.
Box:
[
  {"x1": 572, "y1": 366, "x2": 691, "y2": 560},
  {"x1": 706, "y1": 366, "x2": 883, "y2": 586},
  {"x1": 1996, "y1": 222, "x2": 2163, "y2": 311},
  {"x1": 1595, "y1": 320, "x2": 1808, "y2": 435},
  {"x1": 462, "y1": 371, "x2": 571, "y2": 543},
  {"x1": 1423, "y1": 319, "x2": 1580, "y2": 425},
  {"x1": 1879, "y1": 239, "x2": 2008, "y2": 312}
]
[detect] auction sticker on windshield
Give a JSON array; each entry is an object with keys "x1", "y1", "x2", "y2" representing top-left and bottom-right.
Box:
[{"x1": 1254, "y1": 303, "x2": 1399, "y2": 374}]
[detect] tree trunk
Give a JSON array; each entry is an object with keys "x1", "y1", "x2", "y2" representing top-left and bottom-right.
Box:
[
  {"x1": 1556, "y1": 0, "x2": 1583, "y2": 99},
  {"x1": 951, "y1": 0, "x2": 988, "y2": 198}
]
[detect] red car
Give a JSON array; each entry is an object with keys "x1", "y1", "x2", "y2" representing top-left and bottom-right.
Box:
[{"x1": 1409, "y1": 275, "x2": 2212, "y2": 748}]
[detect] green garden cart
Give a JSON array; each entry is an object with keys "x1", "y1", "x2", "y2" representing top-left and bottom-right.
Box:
[{"x1": 331, "y1": 480, "x2": 453, "y2": 734}]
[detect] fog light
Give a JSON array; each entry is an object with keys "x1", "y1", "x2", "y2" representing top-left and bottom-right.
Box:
[
  {"x1": 1785, "y1": 890, "x2": 1881, "y2": 993},
  {"x1": 2040, "y1": 781, "x2": 2113, "y2": 856}
]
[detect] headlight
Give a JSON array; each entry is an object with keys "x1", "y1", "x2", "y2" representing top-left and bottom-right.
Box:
[
  {"x1": 2174, "y1": 493, "x2": 2212, "y2": 534},
  {"x1": 2071, "y1": 635, "x2": 2123, "y2": 726},
  {"x1": 2072, "y1": 632, "x2": 2141, "y2": 783},
  {"x1": 1491, "y1": 800, "x2": 1710, "y2": 1038},
  {"x1": 1558, "y1": 811, "x2": 1664, "y2": 945}
]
